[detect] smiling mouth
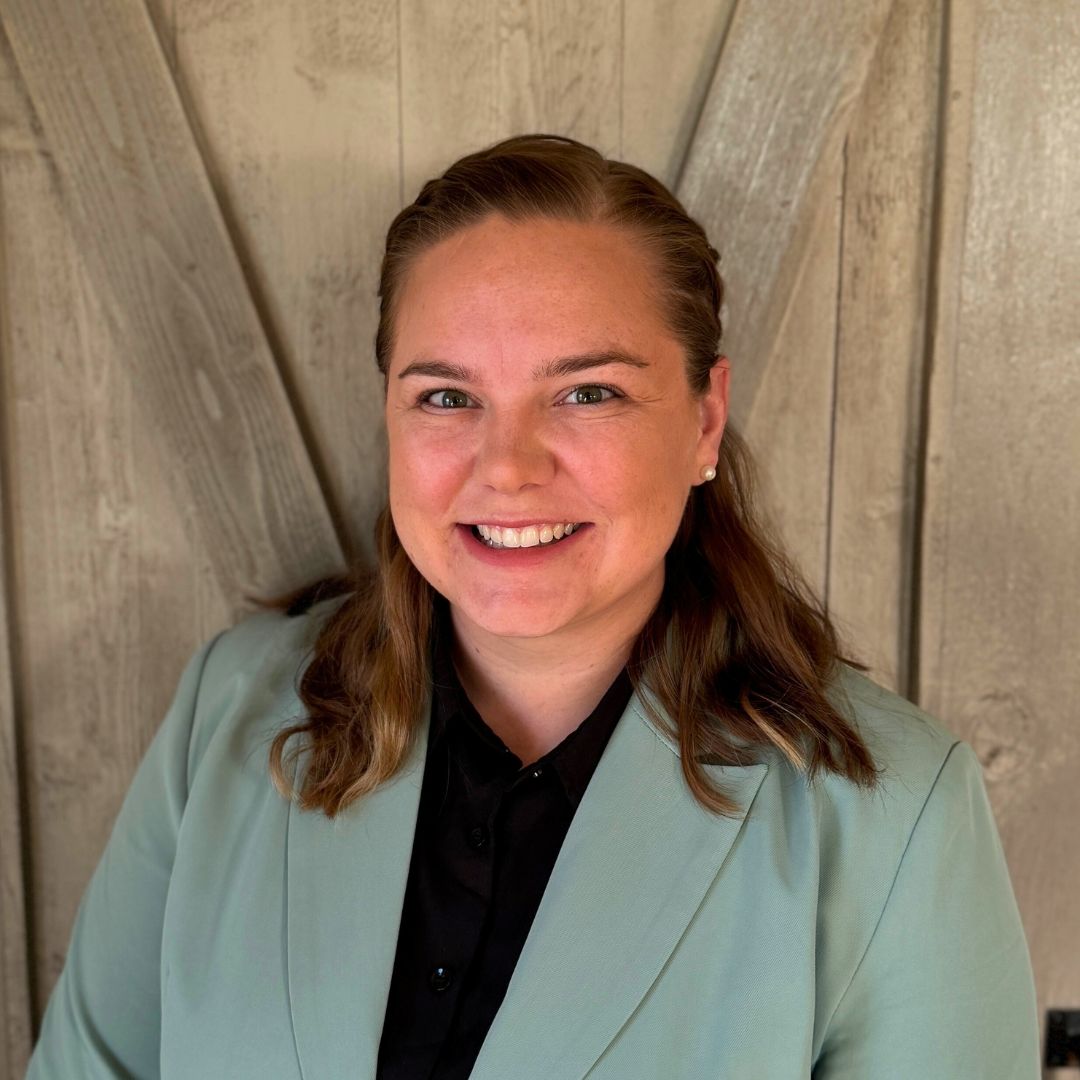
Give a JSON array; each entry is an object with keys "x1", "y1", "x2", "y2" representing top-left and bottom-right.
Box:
[{"x1": 469, "y1": 522, "x2": 584, "y2": 549}]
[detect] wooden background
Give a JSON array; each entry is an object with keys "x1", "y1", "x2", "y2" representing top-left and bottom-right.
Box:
[{"x1": 1, "y1": 0, "x2": 1077, "y2": 1074}]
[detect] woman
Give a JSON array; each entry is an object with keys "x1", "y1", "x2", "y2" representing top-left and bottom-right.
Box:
[{"x1": 27, "y1": 135, "x2": 1039, "y2": 1078}]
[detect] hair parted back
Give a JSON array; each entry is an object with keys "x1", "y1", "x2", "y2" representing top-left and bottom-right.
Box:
[{"x1": 261, "y1": 133, "x2": 883, "y2": 818}]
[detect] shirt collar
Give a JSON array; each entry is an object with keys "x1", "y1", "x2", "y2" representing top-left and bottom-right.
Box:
[{"x1": 428, "y1": 597, "x2": 632, "y2": 810}]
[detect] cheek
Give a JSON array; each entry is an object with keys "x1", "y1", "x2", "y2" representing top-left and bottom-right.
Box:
[
  {"x1": 388, "y1": 430, "x2": 470, "y2": 523},
  {"x1": 588, "y1": 427, "x2": 691, "y2": 509}
]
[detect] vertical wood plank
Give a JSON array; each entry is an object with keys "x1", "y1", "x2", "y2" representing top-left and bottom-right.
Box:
[
  {"x1": 0, "y1": 20, "x2": 232, "y2": 1019},
  {"x1": 400, "y1": 0, "x2": 497, "y2": 196},
  {"x1": 493, "y1": 0, "x2": 621, "y2": 155},
  {"x1": 621, "y1": 0, "x2": 737, "y2": 186},
  {"x1": 827, "y1": 0, "x2": 941, "y2": 692},
  {"x1": 401, "y1": 0, "x2": 623, "y2": 198},
  {"x1": 169, "y1": 0, "x2": 402, "y2": 567},
  {"x1": 0, "y1": 28, "x2": 47, "y2": 1064},
  {"x1": 0, "y1": 300, "x2": 31, "y2": 1080},
  {"x1": 0, "y1": 613, "x2": 29, "y2": 1080},
  {"x1": 920, "y1": 0, "x2": 1080, "y2": 1025}
]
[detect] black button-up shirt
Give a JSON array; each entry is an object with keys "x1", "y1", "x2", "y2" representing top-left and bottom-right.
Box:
[{"x1": 375, "y1": 599, "x2": 634, "y2": 1079}]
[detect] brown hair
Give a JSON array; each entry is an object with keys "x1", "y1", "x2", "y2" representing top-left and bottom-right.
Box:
[{"x1": 260, "y1": 133, "x2": 883, "y2": 818}]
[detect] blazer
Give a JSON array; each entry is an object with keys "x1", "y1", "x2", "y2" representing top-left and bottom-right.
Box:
[{"x1": 27, "y1": 595, "x2": 1041, "y2": 1079}]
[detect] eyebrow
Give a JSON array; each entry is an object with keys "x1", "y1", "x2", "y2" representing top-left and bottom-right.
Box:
[{"x1": 396, "y1": 348, "x2": 650, "y2": 383}]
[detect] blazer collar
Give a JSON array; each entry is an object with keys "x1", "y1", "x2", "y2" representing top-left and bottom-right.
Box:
[{"x1": 286, "y1": 683, "x2": 769, "y2": 1080}]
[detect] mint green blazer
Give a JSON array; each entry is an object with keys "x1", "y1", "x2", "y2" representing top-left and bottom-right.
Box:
[{"x1": 27, "y1": 597, "x2": 1040, "y2": 1078}]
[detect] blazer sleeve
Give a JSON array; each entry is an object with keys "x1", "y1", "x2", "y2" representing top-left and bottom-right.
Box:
[
  {"x1": 812, "y1": 740, "x2": 1041, "y2": 1079},
  {"x1": 25, "y1": 630, "x2": 225, "y2": 1080}
]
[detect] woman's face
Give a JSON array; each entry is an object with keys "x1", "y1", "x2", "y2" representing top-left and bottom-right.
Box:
[{"x1": 384, "y1": 212, "x2": 728, "y2": 646}]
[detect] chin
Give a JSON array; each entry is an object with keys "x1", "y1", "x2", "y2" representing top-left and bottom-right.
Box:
[{"x1": 447, "y1": 592, "x2": 581, "y2": 639}]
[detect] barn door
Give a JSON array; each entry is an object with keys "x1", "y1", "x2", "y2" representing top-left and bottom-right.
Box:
[{"x1": 3, "y1": 0, "x2": 1076, "y2": 1071}]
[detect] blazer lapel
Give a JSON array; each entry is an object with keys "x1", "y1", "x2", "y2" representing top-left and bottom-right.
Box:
[
  {"x1": 284, "y1": 679, "x2": 768, "y2": 1080},
  {"x1": 286, "y1": 688, "x2": 431, "y2": 1080},
  {"x1": 468, "y1": 690, "x2": 769, "y2": 1080}
]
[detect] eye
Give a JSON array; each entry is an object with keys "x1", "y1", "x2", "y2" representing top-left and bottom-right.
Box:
[
  {"x1": 418, "y1": 388, "x2": 473, "y2": 409},
  {"x1": 560, "y1": 384, "x2": 621, "y2": 406}
]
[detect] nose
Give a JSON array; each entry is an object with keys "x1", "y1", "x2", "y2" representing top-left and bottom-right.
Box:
[{"x1": 473, "y1": 409, "x2": 556, "y2": 492}]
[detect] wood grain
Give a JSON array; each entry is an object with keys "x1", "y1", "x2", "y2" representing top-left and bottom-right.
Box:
[
  {"x1": 677, "y1": 0, "x2": 896, "y2": 427},
  {"x1": 399, "y1": 0, "x2": 496, "y2": 196},
  {"x1": 622, "y1": 0, "x2": 738, "y2": 187},
  {"x1": 743, "y1": 154, "x2": 844, "y2": 612},
  {"x1": 168, "y1": 0, "x2": 401, "y2": 568},
  {"x1": 0, "y1": 291, "x2": 31, "y2": 1080},
  {"x1": 400, "y1": 0, "x2": 623, "y2": 195},
  {"x1": 0, "y1": 11, "x2": 232, "y2": 1025},
  {"x1": 827, "y1": 0, "x2": 941, "y2": 693},
  {"x1": 493, "y1": 0, "x2": 621, "y2": 156},
  {"x1": 919, "y1": 0, "x2": 1080, "y2": 1035},
  {"x1": 3, "y1": 0, "x2": 346, "y2": 602},
  {"x1": 0, "y1": 25, "x2": 44, "y2": 1070}
]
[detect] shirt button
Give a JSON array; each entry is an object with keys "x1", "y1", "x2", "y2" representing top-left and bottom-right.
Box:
[
  {"x1": 428, "y1": 965, "x2": 454, "y2": 993},
  {"x1": 467, "y1": 824, "x2": 488, "y2": 850},
  {"x1": 531, "y1": 766, "x2": 544, "y2": 779}
]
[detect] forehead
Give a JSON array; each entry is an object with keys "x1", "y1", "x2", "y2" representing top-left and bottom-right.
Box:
[{"x1": 391, "y1": 214, "x2": 676, "y2": 372}]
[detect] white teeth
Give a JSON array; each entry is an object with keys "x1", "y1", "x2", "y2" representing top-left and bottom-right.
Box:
[{"x1": 472, "y1": 522, "x2": 580, "y2": 549}]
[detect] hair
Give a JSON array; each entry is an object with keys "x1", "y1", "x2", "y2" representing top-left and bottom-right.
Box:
[{"x1": 258, "y1": 133, "x2": 883, "y2": 818}]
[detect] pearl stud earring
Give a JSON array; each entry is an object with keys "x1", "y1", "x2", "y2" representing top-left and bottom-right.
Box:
[{"x1": 700, "y1": 465, "x2": 717, "y2": 482}]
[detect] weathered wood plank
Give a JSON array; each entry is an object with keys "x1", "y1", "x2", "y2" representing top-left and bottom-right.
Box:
[
  {"x1": 827, "y1": 0, "x2": 941, "y2": 693},
  {"x1": 400, "y1": 0, "x2": 496, "y2": 197},
  {"x1": 0, "y1": 17, "x2": 232, "y2": 1021},
  {"x1": 920, "y1": 0, "x2": 1080, "y2": 1026},
  {"x1": 167, "y1": 0, "x2": 400, "y2": 568},
  {"x1": 743, "y1": 155, "x2": 844, "y2": 612},
  {"x1": 3, "y1": 0, "x2": 346, "y2": 600},
  {"x1": 677, "y1": 0, "x2": 896, "y2": 426},
  {"x1": 622, "y1": 0, "x2": 738, "y2": 187},
  {"x1": 0, "y1": 562, "x2": 29, "y2": 1080},
  {"x1": 0, "y1": 351, "x2": 31, "y2": 1080},
  {"x1": 493, "y1": 0, "x2": 621, "y2": 154},
  {"x1": 400, "y1": 0, "x2": 735, "y2": 201},
  {"x1": 0, "y1": 25, "x2": 40, "y2": 1071},
  {"x1": 400, "y1": 0, "x2": 622, "y2": 196}
]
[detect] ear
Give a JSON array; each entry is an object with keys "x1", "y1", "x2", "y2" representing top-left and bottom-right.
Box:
[{"x1": 695, "y1": 355, "x2": 730, "y2": 459}]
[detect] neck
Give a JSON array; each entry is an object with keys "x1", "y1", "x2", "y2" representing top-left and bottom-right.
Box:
[{"x1": 446, "y1": 597, "x2": 657, "y2": 766}]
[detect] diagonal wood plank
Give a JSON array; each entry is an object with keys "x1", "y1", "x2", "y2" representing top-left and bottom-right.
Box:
[
  {"x1": 1, "y1": 9, "x2": 240, "y2": 1021},
  {"x1": 677, "y1": 0, "x2": 896, "y2": 426},
  {"x1": 163, "y1": 0, "x2": 401, "y2": 571},
  {"x1": 3, "y1": 0, "x2": 347, "y2": 599}
]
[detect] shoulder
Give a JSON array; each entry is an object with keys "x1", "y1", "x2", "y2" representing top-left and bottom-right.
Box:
[
  {"x1": 752, "y1": 663, "x2": 980, "y2": 917},
  {"x1": 751, "y1": 663, "x2": 966, "y2": 813},
  {"x1": 825, "y1": 661, "x2": 963, "y2": 799},
  {"x1": 814, "y1": 662, "x2": 993, "y2": 877},
  {"x1": 182, "y1": 592, "x2": 351, "y2": 782},
  {"x1": 790, "y1": 662, "x2": 977, "y2": 839}
]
